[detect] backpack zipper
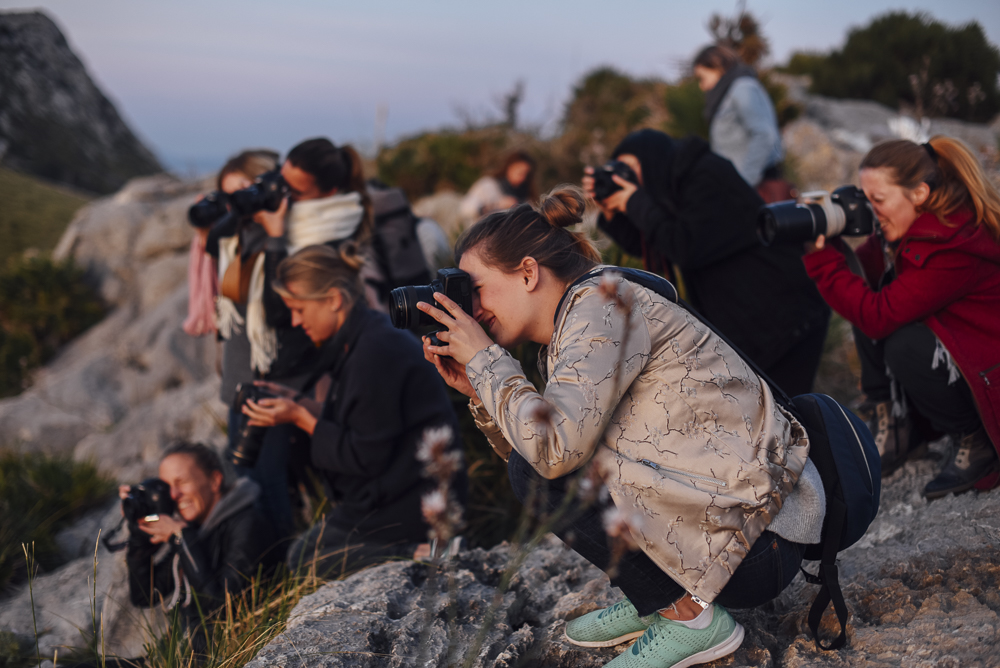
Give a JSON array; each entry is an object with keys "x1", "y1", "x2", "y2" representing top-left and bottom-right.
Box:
[
  {"x1": 638, "y1": 459, "x2": 727, "y2": 487},
  {"x1": 835, "y1": 402, "x2": 872, "y2": 488}
]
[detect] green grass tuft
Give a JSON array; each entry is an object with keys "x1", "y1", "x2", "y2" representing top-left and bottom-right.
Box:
[{"x1": 0, "y1": 167, "x2": 90, "y2": 267}]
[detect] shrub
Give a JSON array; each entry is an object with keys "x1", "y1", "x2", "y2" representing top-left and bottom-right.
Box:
[
  {"x1": 0, "y1": 451, "x2": 116, "y2": 592},
  {"x1": 0, "y1": 256, "x2": 104, "y2": 397},
  {"x1": 785, "y1": 11, "x2": 1000, "y2": 121}
]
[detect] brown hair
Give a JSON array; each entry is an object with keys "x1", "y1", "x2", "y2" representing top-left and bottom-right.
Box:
[
  {"x1": 455, "y1": 185, "x2": 600, "y2": 282},
  {"x1": 860, "y1": 136, "x2": 1000, "y2": 240},
  {"x1": 493, "y1": 149, "x2": 538, "y2": 201},
  {"x1": 693, "y1": 44, "x2": 740, "y2": 73},
  {"x1": 286, "y1": 138, "x2": 374, "y2": 245},
  {"x1": 217, "y1": 149, "x2": 279, "y2": 190},
  {"x1": 272, "y1": 243, "x2": 366, "y2": 306}
]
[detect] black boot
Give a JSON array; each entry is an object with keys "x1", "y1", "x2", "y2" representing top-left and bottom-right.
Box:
[
  {"x1": 923, "y1": 428, "x2": 999, "y2": 499},
  {"x1": 859, "y1": 400, "x2": 910, "y2": 476}
]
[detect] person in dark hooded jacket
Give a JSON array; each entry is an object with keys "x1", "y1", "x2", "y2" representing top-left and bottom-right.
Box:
[
  {"x1": 123, "y1": 442, "x2": 281, "y2": 656},
  {"x1": 583, "y1": 129, "x2": 830, "y2": 397}
]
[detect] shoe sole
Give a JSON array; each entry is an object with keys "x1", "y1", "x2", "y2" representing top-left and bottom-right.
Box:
[
  {"x1": 924, "y1": 463, "x2": 1000, "y2": 500},
  {"x1": 563, "y1": 629, "x2": 646, "y2": 648},
  {"x1": 670, "y1": 622, "x2": 745, "y2": 668}
]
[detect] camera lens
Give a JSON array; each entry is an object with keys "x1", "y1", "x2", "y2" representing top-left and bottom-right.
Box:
[
  {"x1": 757, "y1": 201, "x2": 827, "y2": 246},
  {"x1": 389, "y1": 285, "x2": 435, "y2": 329}
]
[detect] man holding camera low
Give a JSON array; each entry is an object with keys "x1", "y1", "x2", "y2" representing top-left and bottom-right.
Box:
[{"x1": 121, "y1": 443, "x2": 280, "y2": 652}]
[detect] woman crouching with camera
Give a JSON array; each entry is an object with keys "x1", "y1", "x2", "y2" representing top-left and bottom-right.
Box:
[
  {"x1": 241, "y1": 243, "x2": 466, "y2": 575},
  {"x1": 420, "y1": 186, "x2": 824, "y2": 668},
  {"x1": 803, "y1": 137, "x2": 1000, "y2": 497}
]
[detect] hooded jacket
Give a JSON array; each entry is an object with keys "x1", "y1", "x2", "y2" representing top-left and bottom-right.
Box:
[
  {"x1": 466, "y1": 271, "x2": 810, "y2": 601},
  {"x1": 126, "y1": 478, "x2": 282, "y2": 623},
  {"x1": 598, "y1": 130, "x2": 829, "y2": 371},
  {"x1": 804, "y1": 210, "x2": 1000, "y2": 460}
]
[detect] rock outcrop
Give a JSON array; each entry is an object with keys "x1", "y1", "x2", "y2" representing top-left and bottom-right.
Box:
[
  {"x1": 0, "y1": 11, "x2": 161, "y2": 193},
  {"x1": 249, "y1": 454, "x2": 1000, "y2": 667}
]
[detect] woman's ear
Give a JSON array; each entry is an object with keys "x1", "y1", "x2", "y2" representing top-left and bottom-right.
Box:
[
  {"x1": 210, "y1": 470, "x2": 224, "y2": 496},
  {"x1": 910, "y1": 181, "x2": 931, "y2": 208},
  {"x1": 520, "y1": 257, "x2": 540, "y2": 292},
  {"x1": 326, "y1": 288, "x2": 345, "y2": 312}
]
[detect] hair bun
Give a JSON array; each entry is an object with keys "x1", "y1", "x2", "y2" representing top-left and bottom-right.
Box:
[
  {"x1": 539, "y1": 185, "x2": 586, "y2": 229},
  {"x1": 337, "y1": 239, "x2": 365, "y2": 272}
]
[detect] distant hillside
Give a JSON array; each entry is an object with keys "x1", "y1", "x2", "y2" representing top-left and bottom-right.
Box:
[
  {"x1": 0, "y1": 166, "x2": 90, "y2": 265},
  {"x1": 0, "y1": 11, "x2": 161, "y2": 194}
]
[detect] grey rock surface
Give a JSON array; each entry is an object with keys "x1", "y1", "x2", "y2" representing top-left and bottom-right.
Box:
[
  {"x1": 0, "y1": 11, "x2": 161, "y2": 193},
  {"x1": 250, "y1": 457, "x2": 1000, "y2": 668}
]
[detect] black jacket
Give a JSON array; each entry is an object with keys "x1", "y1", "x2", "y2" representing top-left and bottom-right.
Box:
[
  {"x1": 599, "y1": 132, "x2": 829, "y2": 370},
  {"x1": 306, "y1": 304, "x2": 465, "y2": 521},
  {"x1": 126, "y1": 479, "x2": 281, "y2": 623},
  {"x1": 261, "y1": 236, "x2": 323, "y2": 380}
]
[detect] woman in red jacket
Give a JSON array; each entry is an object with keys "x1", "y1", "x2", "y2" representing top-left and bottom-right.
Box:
[{"x1": 804, "y1": 136, "x2": 1000, "y2": 499}]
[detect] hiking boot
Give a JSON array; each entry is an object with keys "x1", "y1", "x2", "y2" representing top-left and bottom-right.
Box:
[
  {"x1": 923, "y1": 428, "x2": 999, "y2": 499},
  {"x1": 603, "y1": 604, "x2": 744, "y2": 668},
  {"x1": 565, "y1": 598, "x2": 651, "y2": 648},
  {"x1": 860, "y1": 400, "x2": 910, "y2": 476}
]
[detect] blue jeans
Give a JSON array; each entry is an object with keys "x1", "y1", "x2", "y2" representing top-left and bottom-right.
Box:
[{"x1": 507, "y1": 451, "x2": 806, "y2": 616}]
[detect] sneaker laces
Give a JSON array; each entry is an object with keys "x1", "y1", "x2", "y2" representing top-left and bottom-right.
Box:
[{"x1": 598, "y1": 599, "x2": 630, "y2": 620}]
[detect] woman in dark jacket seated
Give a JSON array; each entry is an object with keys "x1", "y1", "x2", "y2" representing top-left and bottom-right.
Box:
[
  {"x1": 242, "y1": 243, "x2": 466, "y2": 575},
  {"x1": 124, "y1": 442, "x2": 281, "y2": 655},
  {"x1": 584, "y1": 129, "x2": 830, "y2": 397}
]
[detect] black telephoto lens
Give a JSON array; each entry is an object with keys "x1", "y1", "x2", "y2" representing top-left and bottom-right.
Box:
[{"x1": 757, "y1": 201, "x2": 828, "y2": 246}]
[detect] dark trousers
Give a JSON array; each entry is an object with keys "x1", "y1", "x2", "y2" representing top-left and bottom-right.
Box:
[
  {"x1": 507, "y1": 451, "x2": 806, "y2": 616},
  {"x1": 232, "y1": 413, "x2": 309, "y2": 539},
  {"x1": 855, "y1": 322, "x2": 981, "y2": 437},
  {"x1": 761, "y1": 312, "x2": 830, "y2": 398},
  {"x1": 286, "y1": 486, "x2": 429, "y2": 577}
]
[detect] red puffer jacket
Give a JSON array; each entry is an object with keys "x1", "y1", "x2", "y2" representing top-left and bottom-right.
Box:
[{"x1": 803, "y1": 210, "x2": 1000, "y2": 488}]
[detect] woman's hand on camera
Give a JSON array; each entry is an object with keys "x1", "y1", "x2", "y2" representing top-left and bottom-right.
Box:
[
  {"x1": 138, "y1": 515, "x2": 187, "y2": 544},
  {"x1": 243, "y1": 397, "x2": 318, "y2": 435},
  {"x1": 601, "y1": 175, "x2": 637, "y2": 214},
  {"x1": 422, "y1": 335, "x2": 479, "y2": 401},
  {"x1": 254, "y1": 197, "x2": 288, "y2": 238},
  {"x1": 804, "y1": 234, "x2": 827, "y2": 254},
  {"x1": 417, "y1": 292, "x2": 493, "y2": 367}
]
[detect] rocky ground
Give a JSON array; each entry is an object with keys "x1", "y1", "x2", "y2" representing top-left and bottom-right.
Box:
[
  {"x1": 246, "y1": 451, "x2": 1000, "y2": 668},
  {"x1": 1, "y1": 90, "x2": 998, "y2": 665}
]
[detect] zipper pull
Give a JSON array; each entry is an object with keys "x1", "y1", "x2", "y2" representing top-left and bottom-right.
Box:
[{"x1": 640, "y1": 459, "x2": 660, "y2": 470}]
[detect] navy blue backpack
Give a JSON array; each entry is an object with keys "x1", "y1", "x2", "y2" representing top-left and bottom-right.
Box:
[{"x1": 572, "y1": 268, "x2": 881, "y2": 650}]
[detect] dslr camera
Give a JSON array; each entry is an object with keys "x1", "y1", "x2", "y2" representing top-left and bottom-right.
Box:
[
  {"x1": 590, "y1": 160, "x2": 639, "y2": 201},
  {"x1": 757, "y1": 186, "x2": 875, "y2": 247},
  {"x1": 225, "y1": 383, "x2": 278, "y2": 468},
  {"x1": 186, "y1": 170, "x2": 290, "y2": 230},
  {"x1": 389, "y1": 268, "x2": 474, "y2": 346},
  {"x1": 122, "y1": 478, "x2": 175, "y2": 530},
  {"x1": 188, "y1": 190, "x2": 231, "y2": 228}
]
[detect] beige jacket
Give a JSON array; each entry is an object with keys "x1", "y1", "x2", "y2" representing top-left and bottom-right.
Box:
[{"x1": 466, "y1": 270, "x2": 810, "y2": 601}]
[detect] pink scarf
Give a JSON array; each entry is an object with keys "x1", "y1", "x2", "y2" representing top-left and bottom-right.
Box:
[{"x1": 183, "y1": 233, "x2": 218, "y2": 336}]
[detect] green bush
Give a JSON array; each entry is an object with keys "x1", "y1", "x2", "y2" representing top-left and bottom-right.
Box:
[
  {"x1": 0, "y1": 451, "x2": 116, "y2": 592},
  {"x1": 0, "y1": 256, "x2": 104, "y2": 397},
  {"x1": 785, "y1": 11, "x2": 1000, "y2": 121}
]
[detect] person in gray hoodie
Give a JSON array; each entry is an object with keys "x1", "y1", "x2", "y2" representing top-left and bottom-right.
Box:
[{"x1": 693, "y1": 45, "x2": 785, "y2": 199}]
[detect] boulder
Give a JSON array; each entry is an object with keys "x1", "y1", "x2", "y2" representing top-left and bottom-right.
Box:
[{"x1": 250, "y1": 456, "x2": 1000, "y2": 667}]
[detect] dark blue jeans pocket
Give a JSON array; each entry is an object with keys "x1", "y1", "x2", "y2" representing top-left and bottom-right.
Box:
[{"x1": 715, "y1": 531, "x2": 805, "y2": 610}]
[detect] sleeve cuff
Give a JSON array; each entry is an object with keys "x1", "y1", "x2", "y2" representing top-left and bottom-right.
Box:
[
  {"x1": 801, "y1": 244, "x2": 844, "y2": 275},
  {"x1": 264, "y1": 236, "x2": 286, "y2": 253}
]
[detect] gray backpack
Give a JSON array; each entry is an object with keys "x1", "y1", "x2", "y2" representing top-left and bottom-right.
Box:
[{"x1": 367, "y1": 184, "x2": 432, "y2": 303}]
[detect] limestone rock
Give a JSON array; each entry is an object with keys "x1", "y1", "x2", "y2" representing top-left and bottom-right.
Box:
[
  {"x1": 0, "y1": 11, "x2": 161, "y2": 193},
  {"x1": 0, "y1": 504, "x2": 167, "y2": 659}
]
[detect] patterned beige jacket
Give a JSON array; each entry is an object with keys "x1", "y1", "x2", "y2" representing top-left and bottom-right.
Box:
[{"x1": 466, "y1": 270, "x2": 810, "y2": 601}]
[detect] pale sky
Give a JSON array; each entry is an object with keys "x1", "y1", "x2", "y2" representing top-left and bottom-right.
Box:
[{"x1": 3, "y1": 0, "x2": 998, "y2": 174}]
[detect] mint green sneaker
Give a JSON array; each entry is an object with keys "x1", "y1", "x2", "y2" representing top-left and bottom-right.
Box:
[
  {"x1": 603, "y1": 604, "x2": 744, "y2": 668},
  {"x1": 565, "y1": 598, "x2": 652, "y2": 648}
]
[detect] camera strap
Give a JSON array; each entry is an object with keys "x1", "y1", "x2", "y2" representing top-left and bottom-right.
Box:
[{"x1": 102, "y1": 517, "x2": 129, "y2": 553}]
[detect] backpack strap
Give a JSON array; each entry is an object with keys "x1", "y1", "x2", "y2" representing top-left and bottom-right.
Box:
[{"x1": 803, "y1": 494, "x2": 850, "y2": 650}]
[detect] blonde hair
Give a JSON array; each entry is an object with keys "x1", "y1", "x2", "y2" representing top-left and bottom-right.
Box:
[
  {"x1": 860, "y1": 136, "x2": 1000, "y2": 240},
  {"x1": 217, "y1": 149, "x2": 279, "y2": 190},
  {"x1": 273, "y1": 243, "x2": 366, "y2": 305}
]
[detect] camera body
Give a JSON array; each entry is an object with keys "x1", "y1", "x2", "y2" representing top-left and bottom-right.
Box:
[
  {"x1": 389, "y1": 268, "x2": 474, "y2": 346},
  {"x1": 225, "y1": 383, "x2": 278, "y2": 468},
  {"x1": 591, "y1": 160, "x2": 639, "y2": 201},
  {"x1": 188, "y1": 191, "x2": 231, "y2": 228},
  {"x1": 229, "y1": 170, "x2": 290, "y2": 216},
  {"x1": 122, "y1": 478, "x2": 175, "y2": 532},
  {"x1": 757, "y1": 186, "x2": 875, "y2": 247}
]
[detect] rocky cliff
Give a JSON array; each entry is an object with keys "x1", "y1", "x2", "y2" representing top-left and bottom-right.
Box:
[{"x1": 0, "y1": 11, "x2": 162, "y2": 194}]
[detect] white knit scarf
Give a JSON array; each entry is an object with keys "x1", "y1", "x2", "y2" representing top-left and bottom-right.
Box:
[{"x1": 216, "y1": 193, "x2": 365, "y2": 374}]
